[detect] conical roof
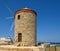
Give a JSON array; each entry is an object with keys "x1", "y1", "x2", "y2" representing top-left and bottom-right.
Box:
[{"x1": 16, "y1": 8, "x2": 37, "y2": 15}]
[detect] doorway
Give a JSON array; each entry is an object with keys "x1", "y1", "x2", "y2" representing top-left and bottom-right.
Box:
[{"x1": 18, "y1": 33, "x2": 22, "y2": 42}]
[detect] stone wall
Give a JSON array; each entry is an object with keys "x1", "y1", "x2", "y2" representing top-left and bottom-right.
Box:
[
  {"x1": 56, "y1": 47, "x2": 60, "y2": 51},
  {"x1": 15, "y1": 12, "x2": 37, "y2": 46},
  {"x1": 0, "y1": 46, "x2": 43, "y2": 51},
  {"x1": 0, "y1": 45, "x2": 60, "y2": 51}
]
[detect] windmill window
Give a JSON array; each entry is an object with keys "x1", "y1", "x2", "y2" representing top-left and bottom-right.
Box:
[
  {"x1": 18, "y1": 33, "x2": 22, "y2": 42},
  {"x1": 18, "y1": 15, "x2": 20, "y2": 19}
]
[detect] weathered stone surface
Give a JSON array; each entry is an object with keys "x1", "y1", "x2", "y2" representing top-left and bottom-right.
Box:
[{"x1": 15, "y1": 9, "x2": 37, "y2": 46}]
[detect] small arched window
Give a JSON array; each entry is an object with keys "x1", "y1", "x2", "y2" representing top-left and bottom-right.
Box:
[{"x1": 18, "y1": 15, "x2": 20, "y2": 20}]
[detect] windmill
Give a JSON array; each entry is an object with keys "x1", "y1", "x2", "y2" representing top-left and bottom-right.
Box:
[{"x1": 3, "y1": 0, "x2": 47, "y2": 44}]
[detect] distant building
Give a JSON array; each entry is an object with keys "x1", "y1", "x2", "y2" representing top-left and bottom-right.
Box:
[{"x1": 0, "y1": 37, "x2": 12, "y2": 45}]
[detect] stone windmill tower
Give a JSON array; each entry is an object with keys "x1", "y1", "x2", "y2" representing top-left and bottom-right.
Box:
[{"x1": 14, "y1": 8, "x2": 37, "y2": 46}]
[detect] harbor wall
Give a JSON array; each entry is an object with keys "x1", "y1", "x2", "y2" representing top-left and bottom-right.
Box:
[{"x1": 0, "y1": 45, "x2": 60, "y2": 51}]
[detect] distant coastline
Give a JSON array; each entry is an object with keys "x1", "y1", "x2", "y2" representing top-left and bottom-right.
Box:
[{"x1": 38, "y1": 42, "x2": 60, "y2": 46}]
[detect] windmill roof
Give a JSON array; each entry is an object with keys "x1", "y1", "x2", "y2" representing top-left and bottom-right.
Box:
[{"x1": 16, "y1": 8, "x2": 37, "y2": 15}]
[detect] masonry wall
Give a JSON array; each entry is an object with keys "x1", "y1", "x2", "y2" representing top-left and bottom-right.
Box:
[
  {"x1": 0, "y1": 46, "x2": 60, "y2": 51},
  {"x1": 56, "y1": 47, "x2": 60, "y2": 51},
  {"x1": 15, "y1": 12, "x2": 37, "y2": 46},
  {"x1": 0, "y1": 46, "x2": 43, "y2": 51}
]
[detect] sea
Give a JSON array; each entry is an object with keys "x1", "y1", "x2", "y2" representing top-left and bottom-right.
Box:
[{"x1": 39, "y1": 42, "x2": 60, "y2": 47}]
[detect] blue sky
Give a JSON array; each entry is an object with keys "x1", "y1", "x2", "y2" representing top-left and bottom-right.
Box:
[{"x1": 0, "y1": 0, "x2": 60, "y2": 42}]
